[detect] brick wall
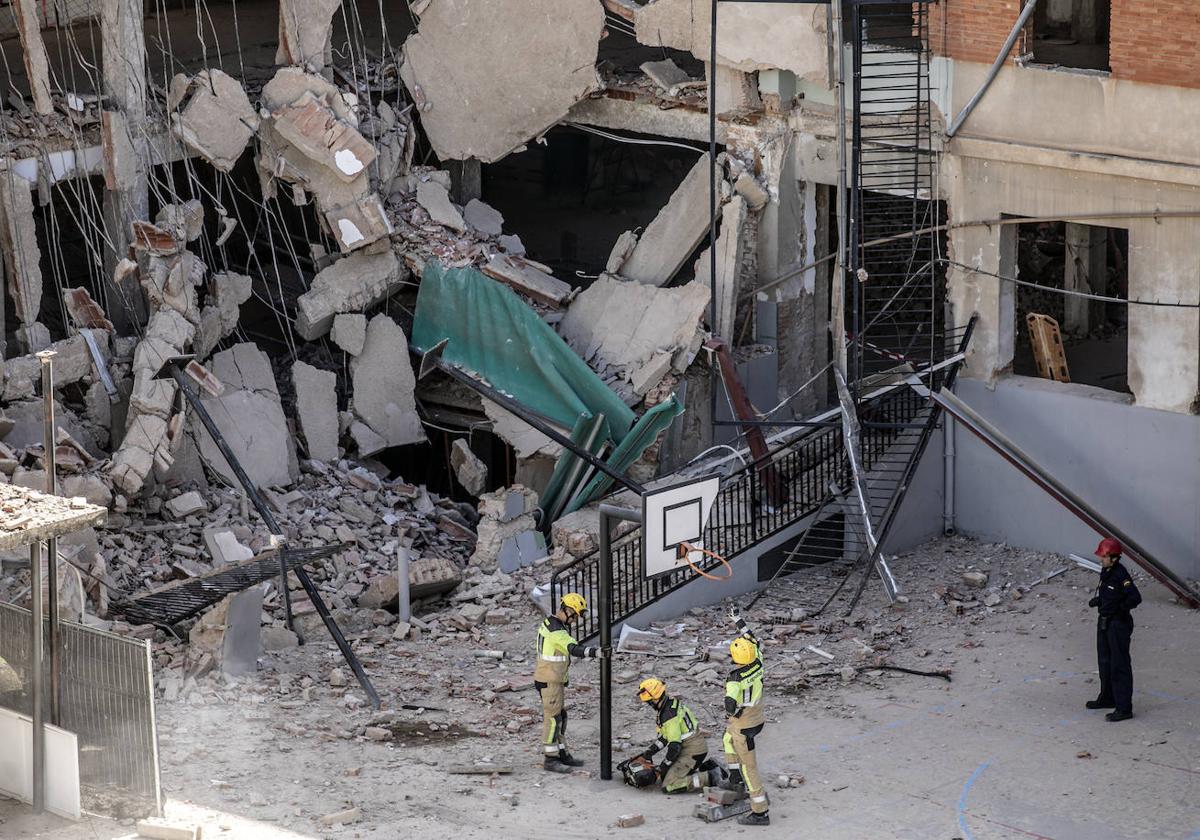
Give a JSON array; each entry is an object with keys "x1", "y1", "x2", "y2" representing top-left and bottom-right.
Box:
[
  {"x1": 928, "y1": 1, "x2": 1030, "y2": 65},
  {"x1": 929, "y1": 0, "x2": 1200, "y2": 90},
  {"x1": 1109, "y1": 0, "x2": 1200, "y2": 88}
]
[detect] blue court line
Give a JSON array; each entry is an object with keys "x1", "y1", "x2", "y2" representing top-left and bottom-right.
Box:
[{"x1": 957, "y1": 760, "x2": 992, "y2": 840}]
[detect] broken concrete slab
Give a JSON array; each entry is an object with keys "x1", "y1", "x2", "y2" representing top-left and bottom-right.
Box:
[
  {"x1": 399, "y1": 0, "x2": 605, "y2": 163},
  {"x1": 635, "y1": 0, "x2": 829, "y2": 83},
  {"x1": 640, "y1": 58, "x2": 692, "y2": 94},
  {"x1": 693, "y1": 195, "x2": 748, "y2": 340},
  {"x1": 197, "y1": 343, "x2": 297, "y2": 489},
  {"x1": 482, "y1": 401, "x2": 561, "y2": 461},
  {"x1": 294, "y1": 248, "x2": 405, "y2": 340},
  {"x1": 292, "y1": 361, "x2": 339, "y2": 462},
  {"x1": 277, "y1": 0, "x2": 341, "y2": 72},
  {"x1": 463, "y1": 199, "x2": 504, "y2": 237},
  {"x1": 619, "y1": 155, "x2": 718, "y2": 286},
  {"x1": 63, "y1": 287, "x2": 115, "y2": 333},
  {"x1": 558, "y1": 276, "x2": 710, "y2": 394},
  {"x1": 481, "y1": 254, "x2": 572, "y2": 307},
  {"x1": 331, "y1": 313, "x2": 367, "y2": 356},
  {"x1": 416, "y1": 180, "x2": 466, "y2": 233},
  {"x1": 351, "y1": 315, "x2": 425, "y2": 448},
  {"x1": 450, "y1": 439, "x2": 487, "y2": 496},
  {"x1": 169, "y1": 69, "x2": 259, "y2": 172},
  {"x1": 497, "y1": 234, "x2": 525, "y2": 255}
]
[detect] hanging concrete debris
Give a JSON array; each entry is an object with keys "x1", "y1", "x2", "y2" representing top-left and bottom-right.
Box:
[
  {"x1": 294, "y1": 247, "x2": 406, "y2": 340},
  {"x1": 292, "y1": 361, "x2": 340, "y2": 462},
  {"x1": 257, "y1": 68, "x2": 394, "y2": 253},
  {"x1": 450, "y1": 439, "x2": 488, "y2": 496},
  {"x1": 618, "y1": 156, "x2": 722, "y2": 287},
  {"x1": 351, "y1": 315, "x2": 425, "y2": 448},
  {"x1": 399, "y1": 0, "x2": 605, "y2": 163},
  {"x1": 559, "y1": 277, "x2": 710, "y2": 397},
  {"x1": 196, "y1": 343, "x2": 297, "y2": 489},
  {"x1": 11, "y1": 0, "x2": 53, "y2": 115},
  {"x1": 168, "y1": 69, "x2": 260, "y2": 172},
  {"x1": 277, "y1": 0, "x2": 342, "y2": 72}
]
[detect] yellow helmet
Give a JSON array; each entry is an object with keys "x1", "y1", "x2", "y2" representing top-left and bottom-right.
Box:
[
  {"x1": 560, "y1": 592, "x2": 588, "y2": 617},
  {"x1": 730, "y1": 637, "x2": 758, "y2": 665},
  {"x1": 637, "y1": 678, "x2": 666, "y2": 703}
]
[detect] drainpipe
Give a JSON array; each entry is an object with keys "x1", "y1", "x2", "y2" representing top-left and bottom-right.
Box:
[
  {"x1": 942, "y1": 415, "x2": 956, "y2": 535},
  {"x1": 945, "y1": 0, "x2": 1040, "y2": 138}
]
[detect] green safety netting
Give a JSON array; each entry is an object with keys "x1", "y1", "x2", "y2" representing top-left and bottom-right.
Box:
[{"x1": 411, "y1": 262, "x2": 684, "y2": 513}]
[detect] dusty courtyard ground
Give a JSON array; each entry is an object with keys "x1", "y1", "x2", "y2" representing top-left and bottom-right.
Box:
[{"x1": 3, "y1": 536, "x2": 1198, "y2": 840}]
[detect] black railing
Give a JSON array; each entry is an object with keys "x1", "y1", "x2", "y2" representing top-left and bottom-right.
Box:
[{"x1": 550, "y1": 384, "x2": 927, "y2": 642}]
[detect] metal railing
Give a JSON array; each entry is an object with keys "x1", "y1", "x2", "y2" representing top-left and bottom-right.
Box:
[
  {"x1": 550, "y1": 384, "x2": 928, "y2": 642},
  {"x1": 0, "y1": 603, "x2": 162, "y2": 817}
]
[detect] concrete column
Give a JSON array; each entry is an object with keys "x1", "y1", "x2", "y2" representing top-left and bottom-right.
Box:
[
  {"x1": 997, "y1": 222, "x2": 1019, "y2": 369},
  {"x1": 101, "y1": 0, "x2": 149, "y2": 333},
  {"x1": 448, "y1": 159, "x2": 482, "y2": 206},
  {"x1": 707, "y1": 63, "x2": 761, "y2": 115},
  {"x1": 1125, "y1": 218, "x2": 1200, "y2": 413},
  {"x1": 1063, "y1": 222, "x2": 1106, "y2": 335}
]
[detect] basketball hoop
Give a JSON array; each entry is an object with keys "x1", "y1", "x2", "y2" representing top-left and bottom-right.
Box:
[{"x1": 676, "y1": 541, "x2": 733, "y2": 581}]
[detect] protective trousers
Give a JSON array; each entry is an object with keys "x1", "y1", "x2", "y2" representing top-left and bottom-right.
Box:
[
  {"x1": 661, "y1": 735, "x2": 709, "y2": 793},
  {"x1": 1097, "y1": 617, "x2": 1134, "y2": 714},
  {"x1": 538, "y1": 682, "x2": 567, "y2": 756},
  {"x1": 724, "y1": 719, "x2": 768, "y2": 815}
]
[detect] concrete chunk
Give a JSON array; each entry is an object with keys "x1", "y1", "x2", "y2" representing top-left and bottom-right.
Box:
[
  {"x1": 170, "y1": 69, "x2": 259, "y2": 172},
  {"x1": 325, "y1": 193, "x2": 394, "y2": 253},
  {"x1": 165, "y1": 491, "x2": 207, "y2": 518},
  {"x1": 292, "y1": 361, "x2": 339, "y2": 462},
  {"x1": 620, "y1": 156, "x2": 717, "y2": 286},
  {"x1": 450, "y1": 439, "x2": 488, "y2": 495},
  {"x1": 331, "y1": 313, "x2": 367, "y2": 356},
  {"x1": 349, "y1": 420, "x2": 388, "y2": 456},
  {"x1": 351, "y1": 315, "x2": 426, "y2": 448},
  {"x1": 463, "y1": 199, "x2": 504, "y2": 237},
  {"x1": 294, "y1": 249, "x2": 405, "y2": 340},
  {"x1": 204, "y1": 528, "x2": 255, "y2": 566},
  {"x1": 640, "y1": 58, "x2": 691, "y2": 93},
  {"x1": 400, "y1": 0, "x2": 605, "y2": 163},
  {"x1": 271, "y1": 91, "x2": 377, "y2": 183},
  {"x1": 416, "y1": 180, "x2": 466, "y2": 233}
]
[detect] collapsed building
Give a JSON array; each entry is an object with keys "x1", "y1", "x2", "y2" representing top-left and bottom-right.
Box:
[{"x1": 0, "y1": 0, "x2": 1199, "y2": 823}]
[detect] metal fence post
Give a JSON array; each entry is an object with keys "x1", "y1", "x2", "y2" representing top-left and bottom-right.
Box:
[{"x1": 38, "y1": 350, "x2": 61, "y2": 725}]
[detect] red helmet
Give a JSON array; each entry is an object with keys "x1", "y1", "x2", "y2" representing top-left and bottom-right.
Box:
[{"x1": 1095, "y1": 537, "x2": 1123, "y2": 558}]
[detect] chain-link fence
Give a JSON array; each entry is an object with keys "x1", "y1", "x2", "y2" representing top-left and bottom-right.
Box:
[{"x1": 0, "y1": 602, "x2": 162, "y2": 817}]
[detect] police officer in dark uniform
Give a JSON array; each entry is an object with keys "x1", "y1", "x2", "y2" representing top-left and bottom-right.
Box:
[{"x1": 1085, "y1": 537, "x2": 1142, "y2": 722}]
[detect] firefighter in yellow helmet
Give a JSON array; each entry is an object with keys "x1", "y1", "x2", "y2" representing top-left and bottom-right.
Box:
[
  {"x1": 621, "y1": 678, "x2": 721, "y2": 794},
  {"x1": 722, "y1": 606, "x2": 770, "y2": 826},
  {"x1": 533, "y1": 592, "x2": 608, "y2": 772}
]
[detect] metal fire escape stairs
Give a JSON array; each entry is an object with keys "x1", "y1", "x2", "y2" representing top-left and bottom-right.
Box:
[{"x1": 551, "y1": 3, "x2": 971, "y2": 638}]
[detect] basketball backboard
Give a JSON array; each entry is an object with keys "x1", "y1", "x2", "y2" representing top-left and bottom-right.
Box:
[{"x1": 641, "y1": 476, "x2": 720, "y2": 579}]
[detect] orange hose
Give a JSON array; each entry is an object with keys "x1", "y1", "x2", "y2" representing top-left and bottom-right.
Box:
[{"x1": 677, "y1": 541, "x2": 733, "y2": 582}]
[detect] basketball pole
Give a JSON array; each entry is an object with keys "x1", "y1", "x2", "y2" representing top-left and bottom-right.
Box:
[{"x1": 598, "y1": 503, "x2": 643, "y2": 781}]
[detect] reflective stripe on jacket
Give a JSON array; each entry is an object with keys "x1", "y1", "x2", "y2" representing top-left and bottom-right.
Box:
[{"x1": 534, "y1": 616, "x2": 577, "y2": 684}]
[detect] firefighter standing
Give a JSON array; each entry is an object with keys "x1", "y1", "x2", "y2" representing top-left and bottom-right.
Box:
[
  {"x1": 1086, "y1": 537, "x2": 1142, "y2": 722},
  {"x1": 630, "y1": 678, "x2": 716, "y2": 794},
  {"x1": 722, "y1": 608, "x2": 770, "y2": 826},
  {"x1": 534, "y1": 592, "x2": 608, "y2": 772}
]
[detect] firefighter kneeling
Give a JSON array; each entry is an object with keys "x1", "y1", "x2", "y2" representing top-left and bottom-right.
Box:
[{"x1": 619, "y1": 678, "x2": 725, "y2": 794}]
